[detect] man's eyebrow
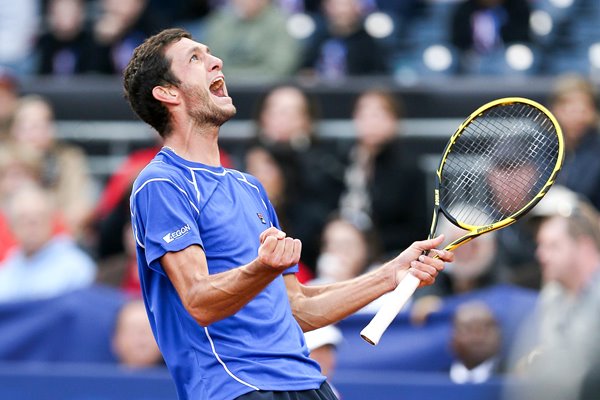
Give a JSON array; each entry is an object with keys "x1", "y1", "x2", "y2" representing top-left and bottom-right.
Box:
[{"x1": 187, "y1": 45, "x2": 210, "y2": 57}]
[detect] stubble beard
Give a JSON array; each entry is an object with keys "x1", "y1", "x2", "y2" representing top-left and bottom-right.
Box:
[{"x1": 183, "y1": 83, "x2": 236, "y2": 128}]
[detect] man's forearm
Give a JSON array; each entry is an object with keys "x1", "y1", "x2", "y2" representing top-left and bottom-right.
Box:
[
  {"x1": 185, "y1": 260, "x2": 281, "y2": 326},
  {"x1": 164, "y1": 233, "x2": 302, "y2": 327},
  {"x1": 286, "y1": 266, "x2": 397, "y2": 332},
  {"x1": 162, "y1": 245, "x2": 282, "y2": 327}
]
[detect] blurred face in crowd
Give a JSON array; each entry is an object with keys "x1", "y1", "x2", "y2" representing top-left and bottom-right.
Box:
[
  {"x1": 451, "y1": 302, "x2": 501, "y2": 370},
  {"x1": 353, "y1": 92, "x2": 398, "y2": 151},
  {"x1": 113, "y1": 301, "x2": 162, "y2": 368},
  {"x1": 259, "y1": 86, "x2": 312, "y2": 144},
  {"x1": 8, "y1": 186, "x2": 55, "y2": 257},
  {"x1": 10, "y1": 97, "x2": 56, "y2": 153},
  {"x1": 443, "y1": 223, "x2": 496, "y2": 281},
  {"x1": 551, "y1": 89, "x2": 598, "y2": 148},
  {"x1": 323, "y1": 0, "x2": 362, "y2": 34},
  {"x1": 0, "y1": 146, "x2": 41, "y2": 204},
  {"x1": 231, "y1": 0, "x2": 269, "y2": 19},
  {"x1": 48, "y1": 0, "x2": 85, "y2": 40},
  {"x1": 102, "y1": 0, "x2": 146, "y2": 23},
  {"x1": 95, "y1": 0, "x2": 147, "y2": 43},
  {"x1": 487, "y1": 162, "x2": 537, "y2": 214},
  {"x1": 245, "y1": 147, "x2": 285, "y2": 206},
  {"x1": 318, "y1": 218, "x2": 368, "y2": 281},
  {"x1": 536, "y1": 216, "x2": 577, "y2": 286}
]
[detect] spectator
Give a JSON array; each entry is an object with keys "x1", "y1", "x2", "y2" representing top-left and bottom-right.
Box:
[
  {"x1": 89, "y1": 0, "x2": 165, "y2": 74},
  {"x1": 301, "y1": 0, "x2": 388, "y2": 79},
  {"x1": 0, "y1": 67, "x2": 19, "y2": 139},
  {"x1": 244, "y1": 146, "x2": 288, "y2": 226},
  {"x1": 311, "y1": 215, "x2": 395, "y2": 315},
  {"x1": 450, "y1": 0, "x2": 531, "y2": 73},
  {"x1": 201, "y1": 0, "x2": 301, "y2": 81},
  {"x1": 338, "y1": 89, "x2": 427, "y2": 258},
  {"x1": 36, "y1": 0, "x2": 95, "y2": 75},
  {"x1": 246, "y1": 85, "x2": 346, "y2": 270},
  {"x1": 314, "y1": 215, "x2": 378, "y2": 284},
  {"x1": 549, "y1": 74, "x2": 600, "y2": 211},
  {"x1": 8, "y1": 95, "x2": 94, "y2": 239},
  {"x1": 0, "y1": 143, "x2": 46, "y2": 261},
  {"x1": 484, "y1": 149, "x2": 543, "y2": 288},
  {"x1": 0, "y1": 185, "x2": 96, "y2": 303},
  {"x1": 0, "y1": 0, "x2": 39, "y2": 75},
  {"x1": 90, "y1": 145, "x2": 161, "y2": 260},
  {"x1": 96, "y1": 221, "x2": 141, "y2": 297},
  {"x1": 449, "y1": 301, "x2": 503, "y2": 384},
  {"x1": 112, "y1": 299, "x2": 163, "y2": 368},
  {"x1": 507, "y1": 198, "x2": 600, "y2": 400}
]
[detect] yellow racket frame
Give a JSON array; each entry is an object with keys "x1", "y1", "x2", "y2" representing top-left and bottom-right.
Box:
[
  {"x1": 430, "y1": 97, "x2": 565, "y2": 252},
  {"x1": 360, "y1": 97, "x2": 565, "y2": 347}
]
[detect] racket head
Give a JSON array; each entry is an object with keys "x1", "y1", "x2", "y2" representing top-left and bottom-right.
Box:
[{"x1": 430, "y1": 97, "x2": 565, "y2": 250}]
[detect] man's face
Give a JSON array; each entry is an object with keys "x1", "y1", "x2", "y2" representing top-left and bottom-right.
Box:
[
  {"x1": 9, "y1": 191, "x2": 54, "y2": 257},
  {"x1": 452, "y1": 304, "x2": 501, "y2": 368},
  {"x1": 259, "y1": 87, "x2": 311, "y2": 143},
  {"x1": 536, "y1": 217, "x2": 577, "y2": 285},
  {"x1": 164, "y1": 38, "x2": 236, "y2": 127},
  {"x1": 551, "y1": 90, "x2": 597, "y2": 145},
  {"x1": 487, "y1": 163, "x2": 537, "y2": 215},
  {"x1": 353, "y1": 94, "x2": 397, "y2": 148}
]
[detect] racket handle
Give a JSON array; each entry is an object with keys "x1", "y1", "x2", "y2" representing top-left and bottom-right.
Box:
[{"x1": 360, "y1": 273, "x2": 421, "y2": 346}]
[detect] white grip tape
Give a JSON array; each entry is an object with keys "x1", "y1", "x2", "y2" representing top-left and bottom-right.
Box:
[{"x1": 360, "y1": 273, "x2": 421, "y2": 346}]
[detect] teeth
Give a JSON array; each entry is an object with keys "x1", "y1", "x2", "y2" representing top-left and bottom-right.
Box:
[{"x1": 210, "y1": 78, "x2": 224, "y2": 91}]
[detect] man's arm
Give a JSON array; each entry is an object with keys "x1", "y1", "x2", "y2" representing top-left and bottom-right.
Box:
[
  {"x1": 284, "y1": 236, "x2": 453, "y2": 332},
  {"x1": 161, "y1": 228, "x2": 301, "y2": 326}
]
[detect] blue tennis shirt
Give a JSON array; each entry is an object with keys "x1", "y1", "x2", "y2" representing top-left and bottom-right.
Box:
[{"x1": 130, "y1": 148, "x2": 324, "y2": 400}]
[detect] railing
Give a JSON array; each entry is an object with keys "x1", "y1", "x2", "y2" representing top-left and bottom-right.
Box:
[{"x1": 55, "y1": 118, "x2": 461, "y2": 180}]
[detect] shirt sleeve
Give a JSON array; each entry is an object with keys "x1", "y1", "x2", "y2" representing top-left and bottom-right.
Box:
[{"x1": 132, "y1": 179, "x2": 202, "y2": 274}]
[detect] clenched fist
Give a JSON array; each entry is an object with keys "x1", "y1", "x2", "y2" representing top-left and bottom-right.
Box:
[{"x1": 257, "y1": 227, "x2": 302, "y2": 271}]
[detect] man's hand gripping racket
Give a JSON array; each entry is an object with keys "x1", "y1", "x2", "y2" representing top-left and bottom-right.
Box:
[{"x1": 360, "y1": 97, "x2": 565, "y2": 345}]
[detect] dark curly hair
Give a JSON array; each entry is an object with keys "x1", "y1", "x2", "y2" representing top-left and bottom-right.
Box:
[{"x1": 123, "y1": 28, "x2": 191, "y2": 137}]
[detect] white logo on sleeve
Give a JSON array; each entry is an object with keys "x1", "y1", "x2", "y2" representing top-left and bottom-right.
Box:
[{"x1": 163, "y1": 224, "x2": 191, "y2": 243}]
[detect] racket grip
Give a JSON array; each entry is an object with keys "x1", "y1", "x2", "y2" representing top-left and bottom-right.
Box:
[{"x1": 360, "y1": 273, "x2": 421, "y2": 346}]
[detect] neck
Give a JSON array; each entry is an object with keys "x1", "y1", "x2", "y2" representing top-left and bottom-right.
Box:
[
  {"x1": 164, "y1": 120, "x2": 222, "y2": 166},
  {"x1": 452, "y1": 277, "x2": 478, "y2": 294},
  {"x1": 462, "y1": 357, "x2": 494, "y2": 371},
  {"x1": 571, "y1": 258, "x2": 600, "y2": 294}
]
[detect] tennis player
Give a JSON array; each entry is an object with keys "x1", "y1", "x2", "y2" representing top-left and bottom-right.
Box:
[{"x1": 124, "y1": 28, "x2": 453, "y2": 400}]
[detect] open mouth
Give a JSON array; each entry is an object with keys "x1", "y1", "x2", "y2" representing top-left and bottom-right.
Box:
[{"x1": 209, "y1": 77, "x2": 226, "y2": 98}]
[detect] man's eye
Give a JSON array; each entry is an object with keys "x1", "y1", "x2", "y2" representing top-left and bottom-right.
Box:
[{"x1": 190, "y1": 55, "x2": 198, "y2": 62}]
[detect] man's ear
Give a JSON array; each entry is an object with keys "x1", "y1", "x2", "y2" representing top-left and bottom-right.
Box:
[{"x1": 152, "y1": 85, "x2": 180, "y2": 105}]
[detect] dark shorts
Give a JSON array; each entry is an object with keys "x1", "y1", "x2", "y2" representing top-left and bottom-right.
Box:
[{"x1": 235, "y1": 382, "x2": 338, "y2": 400}]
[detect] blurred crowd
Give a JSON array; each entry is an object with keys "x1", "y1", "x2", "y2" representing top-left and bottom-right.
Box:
[
  {"x1": 1, "y1": 1, "x2": 600, "y2": 399},
  {"x1": 2, "y1": 0, "x2": 600, "y2": 79}
]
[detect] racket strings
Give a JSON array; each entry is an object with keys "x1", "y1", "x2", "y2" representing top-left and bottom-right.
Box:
[{"x1": 441, "y1": 102, "x2": 560, "y2": 227}]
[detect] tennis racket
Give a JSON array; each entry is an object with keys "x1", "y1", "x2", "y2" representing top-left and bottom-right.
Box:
[{"x1": 360, "y1": 97, "x2": 564, "y2": 345}]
